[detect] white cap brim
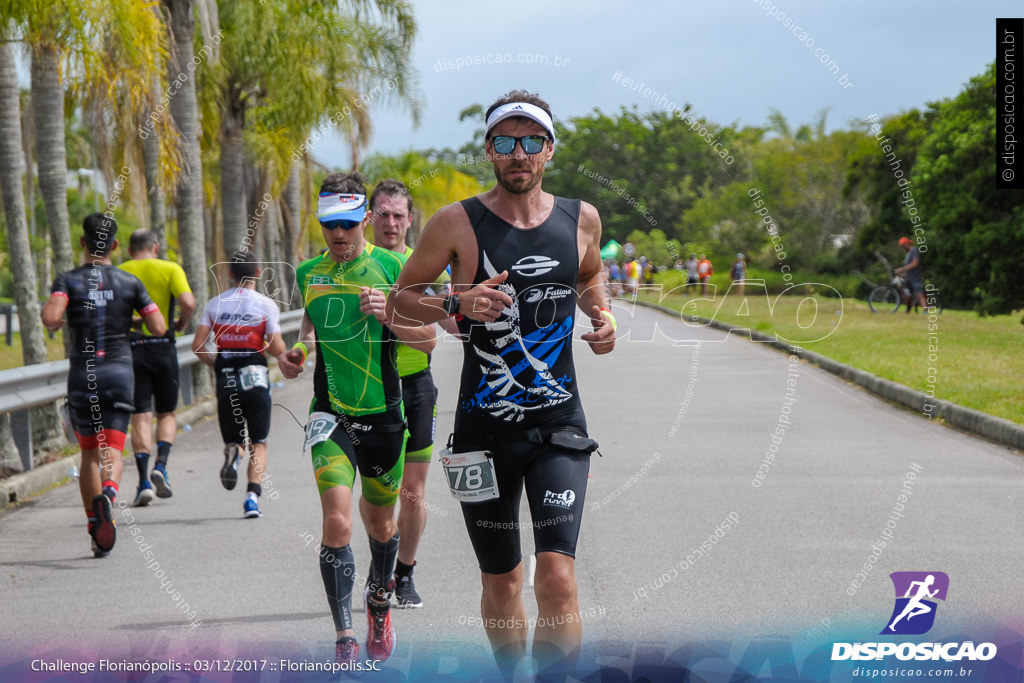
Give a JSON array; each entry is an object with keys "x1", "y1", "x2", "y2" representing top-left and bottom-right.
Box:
[{"x1": 485, "y1": 102, "x2": 555, "y2": 140}]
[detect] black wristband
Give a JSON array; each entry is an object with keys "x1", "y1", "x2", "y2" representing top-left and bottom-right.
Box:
[{"x1": 443, "y1": 293, "x2": 460, "y2": 316}]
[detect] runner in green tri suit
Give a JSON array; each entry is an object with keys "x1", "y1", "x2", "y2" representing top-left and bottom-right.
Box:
[{"x1": 280, "y1": 173, "x2": 435, "y2": 666}]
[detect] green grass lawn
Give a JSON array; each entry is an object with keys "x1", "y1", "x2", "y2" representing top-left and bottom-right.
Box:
[
  {"x1": 636, "y1": 288, "x2": 1024, "y2": 426},
  {"x1": 0, "y1": 332, "x2": 66, "y2": 370}
]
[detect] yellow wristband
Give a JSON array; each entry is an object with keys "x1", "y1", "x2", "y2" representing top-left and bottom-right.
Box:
[
  {"x1": 599, "y1": 308, "x2": 618, "y2": 332},
  {"x1": 292, "y1": 341, "x2": 309, "y2": 364}
]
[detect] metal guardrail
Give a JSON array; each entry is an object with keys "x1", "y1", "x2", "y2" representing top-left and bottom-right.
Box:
[{"x1": 0, "y1": 309, "x2": 304, "y2": 471}]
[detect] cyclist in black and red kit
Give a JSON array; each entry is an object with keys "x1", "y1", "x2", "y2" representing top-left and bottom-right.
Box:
[
  {"x1": 41, "y1": 214, "x2": 166, "y2": 557},
  {"x1": 388, "y1": 90, "x2": 615, "y2": 678}
]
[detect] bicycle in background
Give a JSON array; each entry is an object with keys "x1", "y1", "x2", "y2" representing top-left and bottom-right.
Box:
[{"x1": 860, "y1": 253, "x2": 942, "y2": 314}]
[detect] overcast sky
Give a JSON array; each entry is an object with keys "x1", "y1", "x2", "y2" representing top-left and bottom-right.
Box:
[{"x1": 311, "y1": 0, "x2": 1017, "y2": 166}]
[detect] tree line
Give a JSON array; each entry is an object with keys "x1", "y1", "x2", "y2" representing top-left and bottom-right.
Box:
[
  {"x1": 0, "y1": 0, "x2": 421, "y2": 463},
  {"x1": 532, "y1": 63, "x2": 1020, "y2": 316}
]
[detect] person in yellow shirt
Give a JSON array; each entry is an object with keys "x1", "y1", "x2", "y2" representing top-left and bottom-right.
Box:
[{"x1": 119, "y1": 229, "x2": 195, "y2": 505}]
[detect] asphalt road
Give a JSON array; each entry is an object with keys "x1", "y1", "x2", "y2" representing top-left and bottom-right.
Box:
[{"x1": 1, "y1": 304, "x2": 1022, "y2": 680}]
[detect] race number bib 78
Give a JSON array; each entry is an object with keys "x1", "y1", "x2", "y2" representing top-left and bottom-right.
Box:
[
  {"x1": 440, "y1": 449, "x2": 499, "y2": 502},
  {"x1": 304, "y1": 411, "x2": 339, "y2": 451}
]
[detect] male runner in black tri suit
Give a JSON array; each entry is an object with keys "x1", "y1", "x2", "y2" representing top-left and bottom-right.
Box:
[
  {"x1": 41, "y1": 214, "x2": 166, "y2": 557},
  {"x1": 388, "y1": 90, "x2": 616, "y2": 678}
]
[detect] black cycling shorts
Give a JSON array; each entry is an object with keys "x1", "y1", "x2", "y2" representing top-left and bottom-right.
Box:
[
  {"x1": 67, "y1": 358, "x2": 134, "y2": 410},
  {"x1": 131, "y1": 339, "x2": 180, "y2": 414},
  {"x1": 454, "y1": 428, "x2": 593, "y2": 575},
  {"x1": 67, "y1": 400, "x2": 130, "y2": 451},
  {"x1": 401, "y1": 369, "x2": 437, "y2": 463},
  {"x1": 216, "y1": 367, "x2": 271, "y2": 444}
]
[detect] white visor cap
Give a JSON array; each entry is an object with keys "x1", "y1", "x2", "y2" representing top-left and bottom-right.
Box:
[{"x1": 485, "y1": 102, "x2": 555, "y2": 141}]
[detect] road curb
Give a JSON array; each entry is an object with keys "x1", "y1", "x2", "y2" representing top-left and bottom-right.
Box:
[
  {"x1": 638, "y1": 301, "x2": 1024, "y2": 452},
  {"x1": 0, "y1": 395, "x2": 218, "y2": 512}
]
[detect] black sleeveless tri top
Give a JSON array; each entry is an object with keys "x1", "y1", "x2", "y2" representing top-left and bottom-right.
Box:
[
  {"x1": 50, "y1": 264, "x2": 156, "y2": 408},
  {"x1": 454, "y1": 196, "x2": 587, "y2": 441}
]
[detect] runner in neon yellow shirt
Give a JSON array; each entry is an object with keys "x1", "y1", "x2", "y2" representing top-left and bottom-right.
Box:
[{"x1": 119, "y1": 229, "x2": 195, "y2": 505}]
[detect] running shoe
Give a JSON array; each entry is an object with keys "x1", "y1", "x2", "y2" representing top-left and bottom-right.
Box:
[
  {"x1": 243, "y1": 497, "x2": 262, "y2": 519},
  {"x1": 90, "y1": 494, "x2": 116, "y2": 554},
  {"x1": 220, "y1": 444, "x2": 241, "y2": 490},
  {"x1": 365, "y1": 592, "x2": 396, "y2": 661},
  {"x1": 393, "y1": 572, "x2": 423, "y2": 609},
  {"x1": 133, "y1": 481, "x2": 155, "y2": 507},
  {"x1": 90, "y1": 538, "x2": 110, "y2": 559},
  {"x1": 335, "y1": 636, "x2": 360, "y2": 667},
  {"x1": 151, "y1": 465, "x2": 173, "y2": 498}
]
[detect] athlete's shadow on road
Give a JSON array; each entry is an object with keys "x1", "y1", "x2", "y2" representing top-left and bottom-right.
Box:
[
  {"x1": 0, "y1": 559, "x2": 84, "y2": 570},
  {"x1": 115, "y1": 612, "x2": 323, "y2": 630},
  {"x1": 131, "y1": 517, "x2": 253, "y2": 525}
]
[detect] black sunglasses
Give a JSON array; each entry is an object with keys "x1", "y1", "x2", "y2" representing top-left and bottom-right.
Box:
[
  {"x1": 491, "y1": 135, "x2": 550, "y2": 155},
  {"x1": 320, "y1": 219, "x2": 362, "y2": 231}
]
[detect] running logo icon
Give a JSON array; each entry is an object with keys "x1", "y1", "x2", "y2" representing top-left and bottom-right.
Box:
[
  {"x1": 543, "y1": 489, "x2": 576, "y2": 509},
  {"x1": 881, "y1": 571, "x2": 949, "y2": 635}
]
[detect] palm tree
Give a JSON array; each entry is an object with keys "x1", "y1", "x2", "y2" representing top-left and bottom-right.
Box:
[
  {"x1": 17, "y1": 88, "x2": 46, "y2": 287},
  {"x1": 161, "y1": 0, "x2": 213, "y2": 398},
  {"x1": 12, "y1": 1, "x2": 91, "y2": 279},
  {"x1": 0, "y1": 41, "x2": 46, "y2": 364},
  {"x1": 77, "y1": 3, "x2": 172, "y2": 257},
  {"x1": 162, "y1": 0, "x2": 209, "y2": 299},
  {"x1": 0, "y1": 38, "x2": 63, "y2": 457},
  {"x1": 143, "y1": 102, "x2": 168, "y2": 257},
  {"x1": 11, "y1": 0, "x2": 166, "y2": 348},
  {"x1": 210, "y1": 0, "x2": 421, "y2": 259}
]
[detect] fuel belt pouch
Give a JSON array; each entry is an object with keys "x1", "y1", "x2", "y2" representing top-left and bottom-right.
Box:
[{"x1": 548, "y1": 430, "x2": 600, "y2": 454}]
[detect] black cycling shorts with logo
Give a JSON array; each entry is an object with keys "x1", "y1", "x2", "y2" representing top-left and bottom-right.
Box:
[
  {"x1": 131, "y1": 339, "x2": 180, "y2": 414},
  {"x1": 216, "y1": 367, "x2": 271, "y2": 445},
  {"x1": 453, "y1": 427, "x2": 596, "y2": 575}
]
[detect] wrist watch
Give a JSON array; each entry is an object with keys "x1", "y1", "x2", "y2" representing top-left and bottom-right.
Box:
[{"x1": 443, "y1": 293, "x2": 460, "y2": 316}]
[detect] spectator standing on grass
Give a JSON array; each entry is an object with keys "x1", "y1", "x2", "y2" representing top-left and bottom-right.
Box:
[
  {"x1": 697, "y1": 253, "x2": 713, "y2": 295},
  {"x1": 642, "y1": 256, "x2": 655, "y2": 284},
  {"x1": 191, "y1": 251, "x2": 293, "y2": 520},
  {"x1": 608, "y1": 261, "x2": 622, "y2": 297},
  {"x1": 895, "y1": 237, "x2": 927, "y2": 312},
  {"x1": 626, "y1": 258, "x2": 640, "y2": 294},
  {"x1": 685, "y1": 253, "x2": 699, "y2": 290},
  {"x1": 41, "y1": 214, "x2": 166, "y2": 558},
  {"x1": 729, "y1": 253, "x2": 747, "y2": 297},
  {"x1": 119, "y1": 229, "x2": 195, "y2": 506}
]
